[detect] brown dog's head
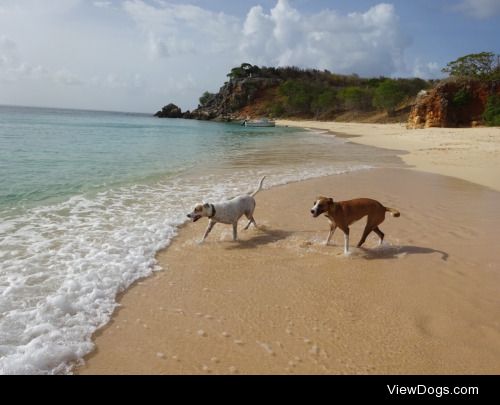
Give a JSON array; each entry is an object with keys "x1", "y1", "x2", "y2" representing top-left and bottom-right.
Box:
[{"x1": 310, "y1": 196, "x2": 333, "y2": 218}]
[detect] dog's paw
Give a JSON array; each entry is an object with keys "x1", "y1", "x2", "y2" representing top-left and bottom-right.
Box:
[{"x1": 197, "y1": 240, "x2": 205, "y2": 245}]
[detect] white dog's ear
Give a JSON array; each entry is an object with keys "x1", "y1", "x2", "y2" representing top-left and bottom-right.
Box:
[{"x1": 203, "y1": 202, "x2": 210, "y2": 208}]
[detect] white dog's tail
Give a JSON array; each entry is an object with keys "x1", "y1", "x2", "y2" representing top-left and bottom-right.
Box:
[{"x1": 250, "y1": 176, "x2": 266, "y2": 197}]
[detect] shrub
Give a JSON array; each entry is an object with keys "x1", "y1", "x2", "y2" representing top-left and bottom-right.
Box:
[
  {"x1": 199, "y1": 91, "x2": 215, "y2": 107},
  {"x1": 451, "y1": 87, "x2": 471, "y2": 107},
  {"x1": 373, "y1": 80, "x2": 406, "y2": 113},
  {"x1": 338, "y1": 86, "x2": 373, "y2": 111},
  {"x1": 483, "y1": 95, "x2": 500, "y2": 126},
  {"x1": 311, "y1": 88, "x2": 337, "y2": 116}
]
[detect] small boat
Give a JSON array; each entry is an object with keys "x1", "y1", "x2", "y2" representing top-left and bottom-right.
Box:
[{"x1": 242, "y1": 118, "x2": 276, "y2": 127}]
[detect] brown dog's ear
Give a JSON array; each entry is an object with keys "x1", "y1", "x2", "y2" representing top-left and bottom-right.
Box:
[{"x1": 327, "y1": 197, "x2": 334, "y2": 204}]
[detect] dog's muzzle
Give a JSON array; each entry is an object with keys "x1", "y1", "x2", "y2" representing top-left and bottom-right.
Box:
[
  {"x1": 311, "y1": 209, "x2": 318, "y2": 217},
  {"x1": 187, "y1": 213, "x2": 202, "y2": 222}
]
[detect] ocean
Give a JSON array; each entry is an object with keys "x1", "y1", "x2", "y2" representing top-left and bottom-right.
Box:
[{"x1": 0, "y1": 105, "x2": 398, "y2": 374}]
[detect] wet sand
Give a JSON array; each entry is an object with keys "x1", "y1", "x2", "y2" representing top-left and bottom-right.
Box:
[{"x1": 78, "y1": 168, "x2": 500, "y2": 374}]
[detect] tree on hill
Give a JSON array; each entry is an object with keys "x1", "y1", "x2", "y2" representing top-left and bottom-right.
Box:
[
  {"x1": 338, "y1": 87, "x2": 373, "y2": 111},
  {"x1": 373, "y1": 80, "x2": 406, "y2": 114},
  {"x1": 227, "y1": 63, "x2": 261, "y2": 80},
  {"x1": 311, "y1": 88, "x2": 337, "y2": 117},
  {"x1": 442, "y1": 52, "x2": 500, "y2": 80},
  {"x1": 199, "y1": 91, "x2": 215, "y2": 107},
  {"x1": 278, "y1": 80, "x2": 315, "y2": 113},
  {"x1": 483, "y1": 95, "x2": 500, "y2": 126}
]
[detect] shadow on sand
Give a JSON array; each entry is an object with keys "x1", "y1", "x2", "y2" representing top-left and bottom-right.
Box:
[
  {"x1": 358, "y1": 245, "x2": 449, "y2": 261},
  {"x1": 225, "y1": 227, "x2": 292, "y2": 250}
]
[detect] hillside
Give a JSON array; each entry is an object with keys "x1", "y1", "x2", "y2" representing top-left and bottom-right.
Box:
[
  {"x1": 155, "y1": 63, "x2": 431, "y2": 123},
  {"x1": 155, "y1": 56, "x2": 500, "y2": 127}
]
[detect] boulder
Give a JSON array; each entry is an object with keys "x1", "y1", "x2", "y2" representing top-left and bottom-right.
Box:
[
  {"x1": 407, "y1": 78, "x2": 500, "y2": 128},
  {"x1": 155, "y1": 103, "x2": 183, "y2": 118}
]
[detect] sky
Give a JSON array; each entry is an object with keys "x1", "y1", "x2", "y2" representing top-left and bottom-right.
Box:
[{"x1": 0, "y1": 0, "x2": 499, "y2": 113}]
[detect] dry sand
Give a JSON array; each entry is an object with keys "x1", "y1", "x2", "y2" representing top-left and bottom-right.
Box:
[
  {"x1": 277, "y1": 120, "x2": 500, "y2": 192},
  {"x1": 78, "y1": 168, "x2": 500, "y2": 374}
]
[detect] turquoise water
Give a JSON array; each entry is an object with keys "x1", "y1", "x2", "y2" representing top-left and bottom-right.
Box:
[
  {"x1": 0, "y1": 105, "x2": 399, "y2": 374},
  {"x1": 0, "y1": 106, "x2": 296, "y2": 210}
]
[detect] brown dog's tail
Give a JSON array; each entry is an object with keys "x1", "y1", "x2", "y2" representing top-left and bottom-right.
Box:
[{"x1": 385, "y1": 207, "x2": 400, "y2": 217}]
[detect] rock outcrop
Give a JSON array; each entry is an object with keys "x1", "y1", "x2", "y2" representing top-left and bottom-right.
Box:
[
  {"x1": 154, "y1": 77, "x2": 281, "y2": 121},
  {"x1": 154, "y1": 103, "x2": 183, "y2": 118},
  {"x1": 408, "y1": 78, "x2": 500, "y2": 128},
  {"x1": 188, "y1": 77, "x2": 281, "y2": 121}
]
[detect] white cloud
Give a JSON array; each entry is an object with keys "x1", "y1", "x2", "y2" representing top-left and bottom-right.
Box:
[
  {"x1": 0, "y1": 35, "x2": 82, "y2": 85},
  {"x1": 455, "y1": 0, "x2": 500, "y2": 19},
  {"x1": 93, "y1": 1, "x2": 112, "y2": 8},
  {"x1": 239, "y1": 1, "x2": 410, "y2": 76},
  {"x1": 411, "y1": 60, "x2": 442, "y2": 79},
  {"x1": 53, "y1": 69, "x2": 82, "y2": 86},
  {"x1": 0, "y1": 0, "x2": 437, "y2": 112},
  {"x1": 123, "y1": 0, "x2": 240, "y2": 59},
  {"x1": 124, "y1": 0, "x2": 411, "y2": 76}
]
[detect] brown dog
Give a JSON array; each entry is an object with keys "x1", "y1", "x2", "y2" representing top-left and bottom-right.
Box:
[{"x1": 310, "y1": 196, "x2": 400, "y2": 254}]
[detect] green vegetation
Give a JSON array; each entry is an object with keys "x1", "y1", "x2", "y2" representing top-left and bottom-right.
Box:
[
  {"x1": 442, "y1": 52, "x2": 500, "y2": 80},
  {"x1": 194, "y1": 56, "x2": 500, "y2": 125},
  {"x1": 373, "y1": 80, "x2": 406, "y2": 114},
  {"x1": 201, "y1": 63, "x2": 432, "y2": 119},
  {"x1": 311, "y1": 88, "x2": 337, "y2": 116},
  {"x1": 338, "y1": 87, "x2": 373, "y2": 111},
  {"x1": 451, "y1": 86, "x2": 472, "y2": 107},
  {"x1": 226, "y1": 63, "x2": 261, "y2": 80},
  {"x1": 483, "y1": 95, "x2": 500, "y2": 126},
  {"x1": 272, "y1": 75, "x2": 427, "y2": 117},
  {"x1": 199, "y1": 91, "x2": 215, "y2": 107}
]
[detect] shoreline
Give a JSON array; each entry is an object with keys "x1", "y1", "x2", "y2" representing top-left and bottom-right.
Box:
[
  {"x1": 78, "y1": 166, "x2": 500, "y2": 374},
  {"x1": 276, "y1": 120, "x2": 500, "y2": 192}
]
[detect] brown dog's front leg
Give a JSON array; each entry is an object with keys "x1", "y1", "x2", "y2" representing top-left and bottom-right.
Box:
[
  {"x1": 325, "y1": 224, "x2": 336, "y2": 246},
  {"x1": 337, "y1": 226, "x2": 349, "y2": 254}
]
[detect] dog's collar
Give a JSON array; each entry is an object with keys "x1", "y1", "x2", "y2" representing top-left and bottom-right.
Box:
[{"x1": 208, "y1": 204, "x2": 216, "y2": 218}]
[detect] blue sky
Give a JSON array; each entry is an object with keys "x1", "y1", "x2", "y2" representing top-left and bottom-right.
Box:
[{"x1": 1, "y1": 0, "x2": 499, "y2": 113}]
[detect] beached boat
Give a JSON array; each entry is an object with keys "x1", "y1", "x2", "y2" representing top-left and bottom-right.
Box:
[{"x1": 242, "y1": 118, "x2": 276, "y2": 127}]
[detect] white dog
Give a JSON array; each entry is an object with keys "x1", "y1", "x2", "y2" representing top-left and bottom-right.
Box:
[{"x1": 187, "y1": 176, "x2": 266, "y2": 242}]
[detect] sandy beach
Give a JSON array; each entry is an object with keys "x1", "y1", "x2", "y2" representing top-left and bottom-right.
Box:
[
  {"x1": 277, "y1": 120, "x2": 500, "y2": 192},
  {"x1": 78, "y1": 124, "x2": 500, "y2": 374}
]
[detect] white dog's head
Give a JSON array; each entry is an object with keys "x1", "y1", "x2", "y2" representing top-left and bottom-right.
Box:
[
  {"x1": 187, "y1": 202, "x2": 214, "y2": 222},
  {"x1": 310, "y1": 196, "x2": 333, "y2": 218}
]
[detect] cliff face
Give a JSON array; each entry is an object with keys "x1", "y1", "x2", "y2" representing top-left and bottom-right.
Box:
[
  {"x1": 408, "y1": 79, "x2": 500, "y2": 128},
  {"x1": 189, "y1": 77, "x2": 282, "y2": 121}
]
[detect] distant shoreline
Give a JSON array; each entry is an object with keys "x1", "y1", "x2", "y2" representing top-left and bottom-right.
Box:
[{"x1": 277, "y1": 119, "x2": 500, "y2": 192}]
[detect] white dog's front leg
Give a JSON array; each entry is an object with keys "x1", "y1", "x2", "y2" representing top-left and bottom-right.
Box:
[
  {"x1": 232, "y1": 223, "x2": 238, "y2": 241},
  {"x1": 201, "y1": 220, "x2": 216, "y2": 242}
]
